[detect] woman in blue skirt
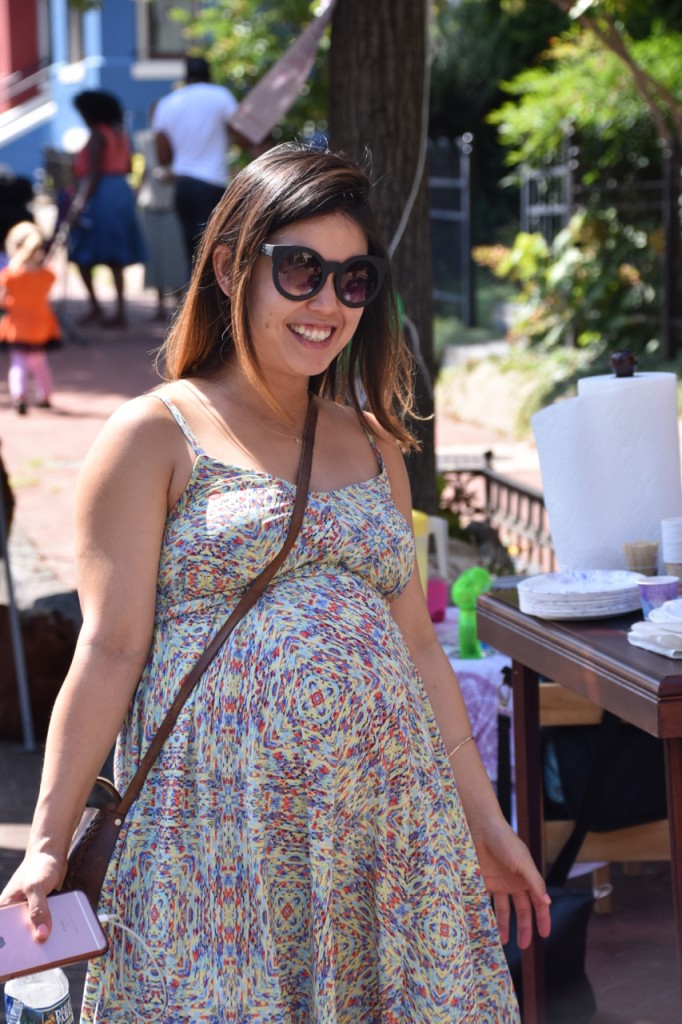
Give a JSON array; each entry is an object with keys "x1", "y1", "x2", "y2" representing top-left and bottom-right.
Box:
[{"x1": 65, "y1": 90, "x2": 146, "y2": 327}]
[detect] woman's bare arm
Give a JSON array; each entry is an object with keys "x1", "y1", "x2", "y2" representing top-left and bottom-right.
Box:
[
  {"x1": 373, "y1": 426, "x2": 551, "y2": 949},
  {"x1": 0, "y1": 396, "x2": 177, "y2": 936}
]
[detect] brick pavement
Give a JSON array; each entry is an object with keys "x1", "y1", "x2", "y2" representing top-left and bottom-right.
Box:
[{"x1": 1, "y1": 258, "x2": 168, "y2": 597}]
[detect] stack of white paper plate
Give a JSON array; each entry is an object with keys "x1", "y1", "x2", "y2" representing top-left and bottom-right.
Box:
[{"x1": 517, "y1": 570, "x2": 643, "y2": 619}]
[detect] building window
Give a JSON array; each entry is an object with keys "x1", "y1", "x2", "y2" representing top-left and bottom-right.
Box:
[
  {"x1": 147, "y1": 1, "x2": 201, "y2": 57},
  {"x1": 67, "y1": 9, "x2": 84, "y2": 64},
  {"x1": 36, "y1": 0, "x2": 52, "y2": 65}
]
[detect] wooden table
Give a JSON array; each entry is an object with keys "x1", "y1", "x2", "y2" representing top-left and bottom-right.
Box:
[{"x1": 477, "y1": 588, "x2": 682, "y2": 1023}]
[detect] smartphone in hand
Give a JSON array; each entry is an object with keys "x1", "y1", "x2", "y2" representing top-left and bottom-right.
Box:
[{"x1": 0, "y1": 890, "x2": 108, "y2": 983}]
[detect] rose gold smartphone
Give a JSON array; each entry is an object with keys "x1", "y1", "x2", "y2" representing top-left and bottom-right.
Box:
[{"x1": 0, "y1": 890, "x2": 108, "y2": 983}]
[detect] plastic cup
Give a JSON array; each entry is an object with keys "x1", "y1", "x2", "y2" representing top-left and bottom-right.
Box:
[
  {"x1": 427, "y1": 577, "x2": 448, "y2": 623},
  {"x1": 637, "y1": 576, "x2": 680, "y2": 620},
  {"x1": 412, "y1": 509, "x2": 429, "y2": 594}
]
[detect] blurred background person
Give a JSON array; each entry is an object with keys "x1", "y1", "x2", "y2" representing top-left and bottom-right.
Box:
[
  {"x1": 65, "y1": 90, "x2": 146, "y2": 327},
  {"x1": 136, "y1": 104, "x2": 189, "y2": 318},
  {"x1": 0, "y1": 221, "x2": 61, "y2": 415},
  {"x1": 0, "y1": 166, "x2": 35, "y2": 259},
  {"x1": 152, "y1": 55, "x2": 250, "y2": 265}
]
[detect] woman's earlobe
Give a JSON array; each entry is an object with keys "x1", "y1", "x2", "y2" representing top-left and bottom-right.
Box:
[{"x1": 213, "y1": 246, "x2": 233, "y2": 297}]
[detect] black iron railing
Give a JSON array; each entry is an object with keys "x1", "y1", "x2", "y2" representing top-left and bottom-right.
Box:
[{"x1": 437, "y1": 451, "x2": 556, "y2": 573}]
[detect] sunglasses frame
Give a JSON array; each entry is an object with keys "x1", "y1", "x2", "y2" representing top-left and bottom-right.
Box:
[{"x1": 260, "y1": 244, "x2": 388, "y2": 308}]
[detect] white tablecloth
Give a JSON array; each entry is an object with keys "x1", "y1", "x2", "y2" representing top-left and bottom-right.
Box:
[{"x1": 433, "y1": 607, "x2": 513, "y2": 781}]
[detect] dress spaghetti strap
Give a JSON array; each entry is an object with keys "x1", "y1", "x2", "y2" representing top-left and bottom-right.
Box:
[
  {"x1": 154, "y1": 393, "x2": 205, "y2": 456},
  {"x1": 362, "y1": 428, "x2": 385, "y2": 474}
]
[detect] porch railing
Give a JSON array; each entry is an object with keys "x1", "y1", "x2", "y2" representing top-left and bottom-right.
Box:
[
  {"x1": 0, "y1": 59, "x2": 50, "y2": 112},
  {"x1": 437, "y1": 451, "x2": 556, "y2": 574}
]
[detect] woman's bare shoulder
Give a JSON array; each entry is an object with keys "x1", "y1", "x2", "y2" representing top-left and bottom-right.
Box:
[
  {"x1": 86, "y1": 387, "x2": 185, "y2": 463},
  {"x1": 358, "y1": 409, "x2": 403, "y2": 459},
  {"x1": 319, "y1": 399, "x2": 391, "y2": 442},
  {"x1": 357, "y1": 408, "x2": 413, "y2": 509}
]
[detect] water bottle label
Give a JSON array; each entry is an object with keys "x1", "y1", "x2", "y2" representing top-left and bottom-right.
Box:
[{"x1": 4, "y1": 991, "x2": 74, "y2": 1024}]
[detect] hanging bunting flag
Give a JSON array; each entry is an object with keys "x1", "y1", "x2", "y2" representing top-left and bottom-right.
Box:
[{"x1": 228, "y1": 0, "x2": 339, "y2": 146}]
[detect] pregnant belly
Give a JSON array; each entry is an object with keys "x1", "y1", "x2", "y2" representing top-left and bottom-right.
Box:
[{"x1": 232, "y1": 568, "x2": 417, "y2": 751}]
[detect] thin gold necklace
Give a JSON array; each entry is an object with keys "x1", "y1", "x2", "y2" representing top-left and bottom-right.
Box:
[
  {"x1": 220, "y1": 383, "x2": 304, "y2": 446},
  {"x1": 179, "y1": 380, "x2": 248, "y2": 452}
]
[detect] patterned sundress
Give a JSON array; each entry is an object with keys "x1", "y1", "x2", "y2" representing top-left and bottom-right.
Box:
[{"x1": 81, "y1": 396, "x2": 519, "y2": 1023}]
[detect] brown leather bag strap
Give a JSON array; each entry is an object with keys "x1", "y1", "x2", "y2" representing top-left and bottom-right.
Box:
[{"x1": 116, "y1": 394, "x2": 318, "y2": 816}]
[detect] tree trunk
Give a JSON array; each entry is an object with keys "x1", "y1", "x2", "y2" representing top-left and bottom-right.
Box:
[{"x1": 329, "y1": 0, "x2": 436, "y2": 513}]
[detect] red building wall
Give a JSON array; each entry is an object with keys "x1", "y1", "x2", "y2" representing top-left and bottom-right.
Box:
[{"x1": 0, "y1": 0, "x2": 40, "y2": 113}]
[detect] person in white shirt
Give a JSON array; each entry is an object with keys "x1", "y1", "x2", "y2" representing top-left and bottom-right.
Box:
[{"x1": 153, "y1": 56, "x2": 251, "y2": 265}]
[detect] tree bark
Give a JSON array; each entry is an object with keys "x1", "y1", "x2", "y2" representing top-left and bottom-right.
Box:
[{"x1": 329, "y1": 0, "x2": 437, "y2": 513}]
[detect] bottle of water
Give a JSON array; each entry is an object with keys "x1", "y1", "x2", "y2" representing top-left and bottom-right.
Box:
[{"x1": 4, "y1": 968, "x2": 74, "y2": 1023}]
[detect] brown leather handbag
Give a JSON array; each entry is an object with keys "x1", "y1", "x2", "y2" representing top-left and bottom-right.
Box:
[{"x1": 62, "y1": 397, "x2": 318, "y2": 908}]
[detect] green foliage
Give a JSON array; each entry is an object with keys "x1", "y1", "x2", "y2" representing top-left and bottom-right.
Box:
[
  {"x1": 501, "y1": 0, "x2": 682, "y2": 39},
  {"x1": 169, "y1": 0, "x2": 329, "y2": 143},
  {"x1": 488, "y1": 28, "x2": 682, "y2": 171},
  {"x1": 429, "y1": 0, "x2": 568, "y2": 240},
  {"x1": 433, "y1": 274, "x2": 517, "y2": 358},
  {"x1": 438, "y1": 330, "x2": 682, "y2": 439},
  {"x1": 430, "y1": 0, "x2": 567, "y2": 134},
  {"x1": 473, "y1": 207, "x2": 661, "y2": 354},
  {"x1": 496, "y1": 341, "x2": 603, "y2": 433}
]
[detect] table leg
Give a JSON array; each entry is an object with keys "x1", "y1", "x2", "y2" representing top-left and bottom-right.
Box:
[
  {"x1": 663, "y1": 736, "x2": 682, "y2": 1013},
  {"x1": 512, "y1": 659, "x2": 546, "y2": 1024}
]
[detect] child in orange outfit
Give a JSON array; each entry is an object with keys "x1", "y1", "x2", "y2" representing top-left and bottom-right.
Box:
[{"x1": 0, "y1": 221, "x2": 61, "y2": 414}]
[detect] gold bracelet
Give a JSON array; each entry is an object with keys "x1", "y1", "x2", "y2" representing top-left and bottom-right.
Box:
[{"x1": 447, "y1": 734, "x2": 474, "y2": 759}]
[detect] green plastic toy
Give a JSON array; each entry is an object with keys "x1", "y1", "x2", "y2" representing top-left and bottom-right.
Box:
[{"x1": 451, "y1": 567, "x2": 492, "y2": 659}]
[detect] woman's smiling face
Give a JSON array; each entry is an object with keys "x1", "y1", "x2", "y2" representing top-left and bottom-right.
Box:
[{"x1": 244, "y1": 212, "x2": 368, "y2": 386}]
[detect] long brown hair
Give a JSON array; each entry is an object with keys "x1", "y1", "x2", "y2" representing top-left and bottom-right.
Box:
[{"x1": 158, "y1": 143, "x2": 418, "y2": 450}]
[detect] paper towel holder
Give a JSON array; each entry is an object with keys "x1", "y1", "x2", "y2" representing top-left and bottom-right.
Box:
[{"x1": 611, "y1": 350, "x2": 638, "y2": 377}]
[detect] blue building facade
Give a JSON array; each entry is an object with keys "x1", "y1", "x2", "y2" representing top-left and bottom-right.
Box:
[{"x1": 0, "y1": 0, "x2": 189, "y2": 183}]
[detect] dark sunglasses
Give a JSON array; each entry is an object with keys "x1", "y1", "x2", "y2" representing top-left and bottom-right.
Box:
[{"x1": 260, "y1": 244, "x2": 387, "y2": 308}]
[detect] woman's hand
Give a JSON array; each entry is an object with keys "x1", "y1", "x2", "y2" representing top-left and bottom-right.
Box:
[
  {"x1": 469, "y1": 818, "x2": 552, "y2": 950},
  {"x1": 0, "y1": 851, "x2": 67, "y2": 940}
]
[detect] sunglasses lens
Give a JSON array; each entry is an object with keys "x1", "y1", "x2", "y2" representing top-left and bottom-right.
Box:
[
  {"x1": 270, "y1": 247, "x2": 383, "y2": 307},
  {"x1": 338, "y1": 259, "x2": 379, "y2": 306},
  {"x1": 276, "y1": 249, "x2": 322, "y2": 299}
]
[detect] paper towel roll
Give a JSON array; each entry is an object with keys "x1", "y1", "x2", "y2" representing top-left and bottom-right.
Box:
[{"x1": 531, "y1": 372, "x2": 682, "y2": 570}]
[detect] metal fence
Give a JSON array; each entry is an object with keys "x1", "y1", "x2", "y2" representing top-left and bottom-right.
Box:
[
  {"x1": 428, "y1": 134, "x2": 475, "y2": 325},
  {"x1": 520, "y1": 136, "x2": 575, "y2": 240},
  {"x1": 437, "y1": 451, "x2": 556, "y2": 575},
  {"x1": 520, "y1": 134, "x2": 682, "y2": 359}
]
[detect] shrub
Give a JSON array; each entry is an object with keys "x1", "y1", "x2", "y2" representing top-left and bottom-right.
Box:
[{"x1": 473, "y1": 207, "x2": 661, "y2": 354}]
